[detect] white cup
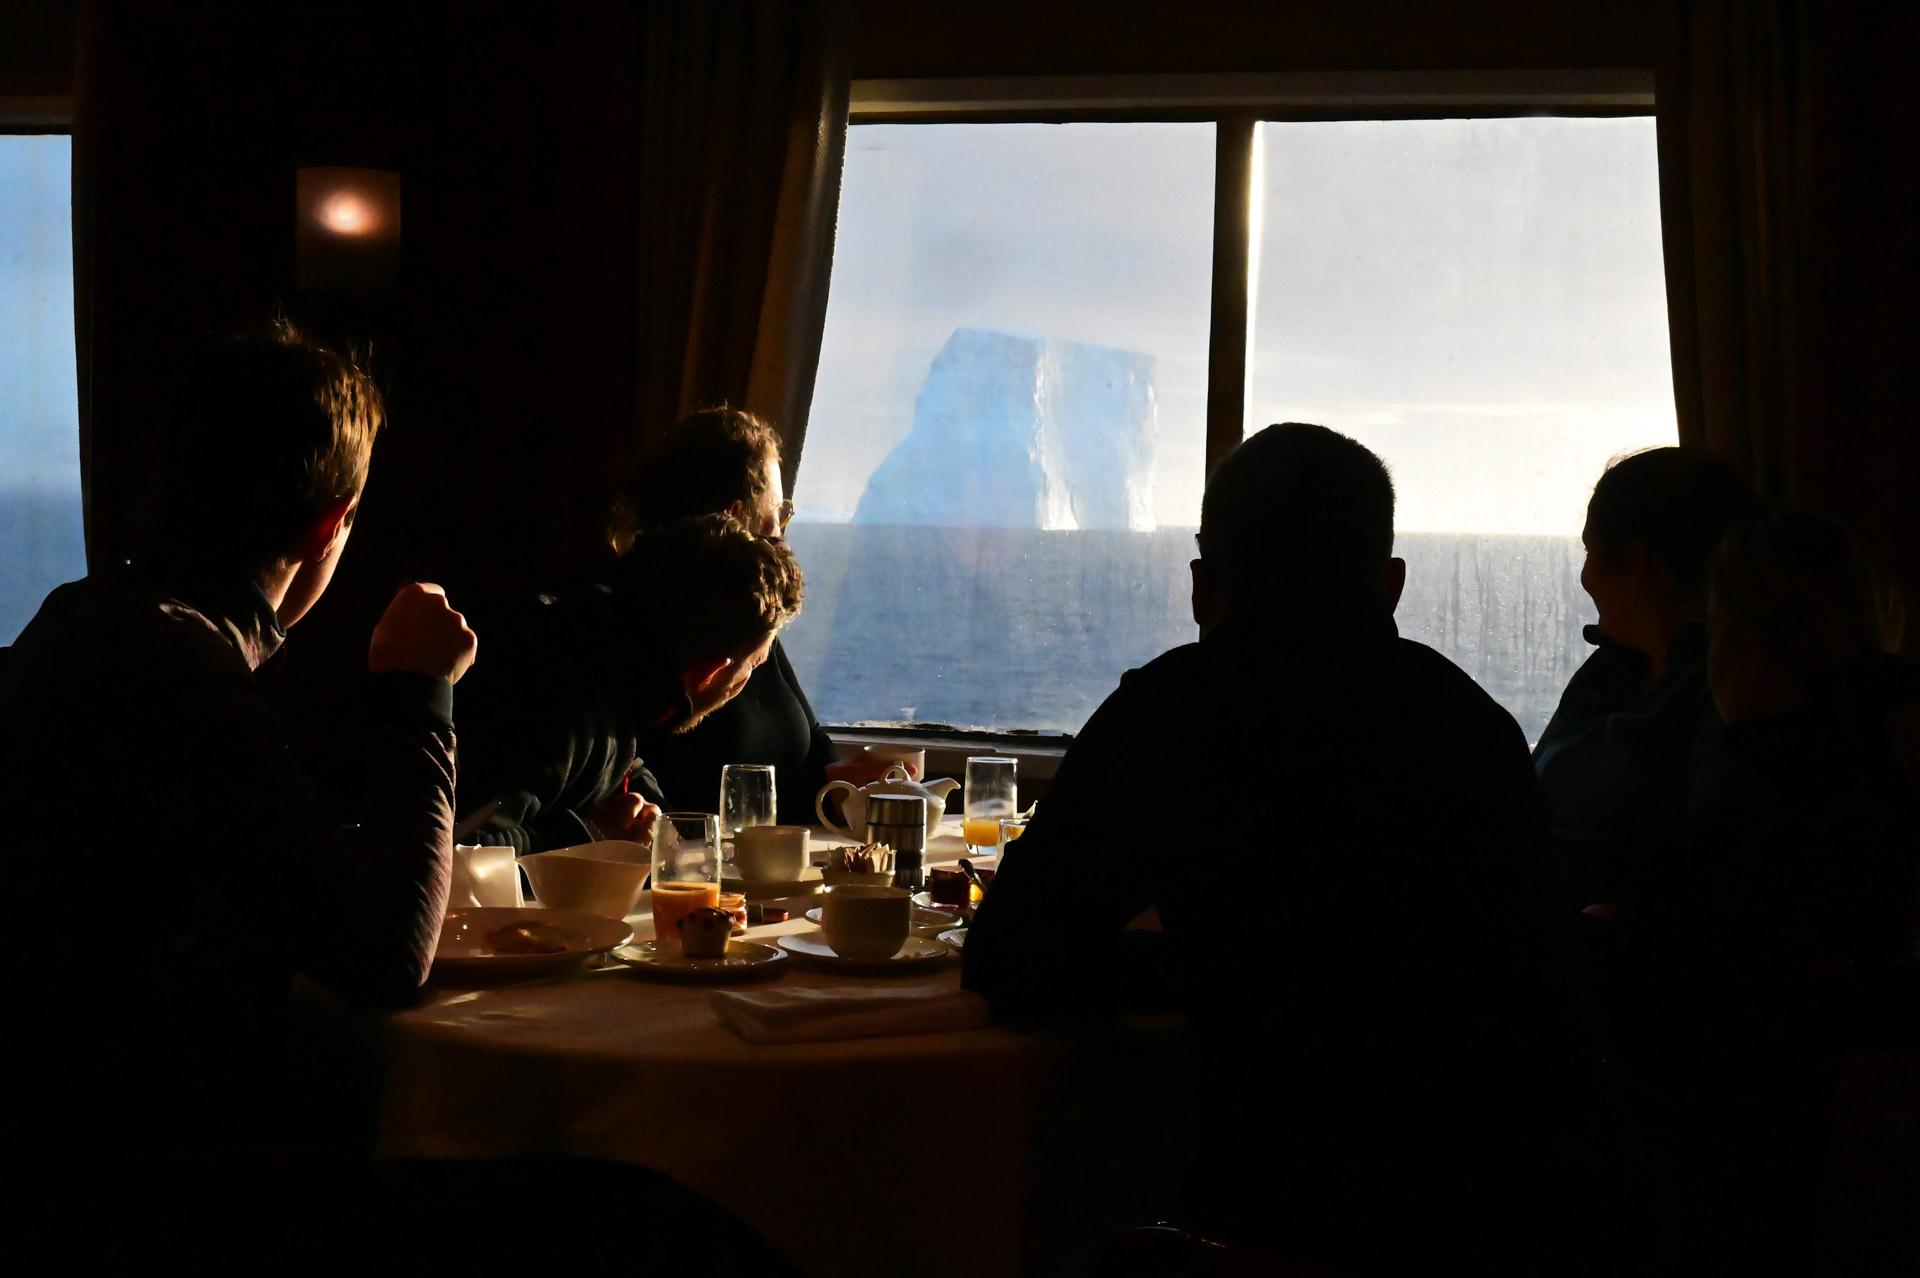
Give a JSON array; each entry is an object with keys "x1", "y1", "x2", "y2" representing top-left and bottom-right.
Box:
[
  {"x1": 450, "y1": 843, "x2": 523, "y2": 909},
  {"x1": 861, "y1": 745, "x2": 926, "y2": 780},
  {"x1": 733, "y1": 824, "x2": 810, "y2": 882},
  {"x1": 821, "y1": 884, "x2": 911, "y2": 961}
]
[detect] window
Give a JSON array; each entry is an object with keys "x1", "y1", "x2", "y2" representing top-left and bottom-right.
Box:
[
  {"x1": 1246, "y1": 117, "x2": 1675, "y2": 739},
  {"x1": 788, "y1": 78, "x2": 1674, "y2": 741},
  {"x1": 1, "y1": 132, "x2": 85, "y2": 645}
]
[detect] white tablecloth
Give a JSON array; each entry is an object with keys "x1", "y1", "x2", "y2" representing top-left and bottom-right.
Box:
[{"x1": 378, "y1": 825, "x2": 1197, "y2": 1276}]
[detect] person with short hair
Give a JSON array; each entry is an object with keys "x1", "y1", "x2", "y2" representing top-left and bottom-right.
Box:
[
  {"x1": 454, "y1": 512, "x2": 805, "y2": 852},
  {"x1": 964, "y1": 423, "x2": 1636, "y2": 1273},
  {"x1": 0, "y1": 320, "x2": 478, "y2": 1155},
  {"x1": 1533, "y1": 446, "x2": 1753, "y2": 907},
  {"x1": 617, "y1": 407, "x2": 844, "y2": 823}
]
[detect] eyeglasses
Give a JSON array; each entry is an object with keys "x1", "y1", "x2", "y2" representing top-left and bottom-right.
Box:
[{"x1": 777, "y1": 499, "x2": 794, "y2": 530}]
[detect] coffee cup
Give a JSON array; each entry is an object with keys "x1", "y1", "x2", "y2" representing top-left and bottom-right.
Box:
[
  {"x1": 860, "y1": 744, "x2": 926, "y2": 780},
  {"x1": 820, "y1": 884, "x2": 911, "y2": 960},
  {"x1": 733, "y1": 824, "x2": 810, "y2": 882}
]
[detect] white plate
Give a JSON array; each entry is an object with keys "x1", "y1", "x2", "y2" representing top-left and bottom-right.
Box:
[
  {"x1": 610, "y1": 939, "x2": 787, "y2": 982},
  {"x1": 937, "y1": 928, "x2": 967, "y2": 951},
  {"x1": 432, "y1": 907, "x2": 633, "y2": 982},
  {"x1": 805, "y1": 904, "x2": 961, "y2": 934},
  {"x1": 774, "y1": 931, "x2": 953, "y2": 972}
]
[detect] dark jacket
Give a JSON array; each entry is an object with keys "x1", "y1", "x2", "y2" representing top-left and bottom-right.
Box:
[
  {"x1": 1533, "y1": 623, "x2": 1716, "y2": 906},
  {"x1": 0, "y1": 564, "x2": 456, "y2": 1153},
  {"x1": 965, "y1": 607, "x2": 1636, "y2": 1270},
  {"x1": 1599, "y1": 654, "x2": 1920, "y2": 1089},
  {"x1": 454, "y1": 582, "x2": 690, "y2": 852},
  {"x1": 637, "y1": 637, "x2": 833, "y2": 824}
]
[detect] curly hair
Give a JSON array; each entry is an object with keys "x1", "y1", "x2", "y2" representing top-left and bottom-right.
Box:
[
  {"x1": 613, "y1": 513, "x2": 803, "y2": 665},
  {"x1": 608, "y1": 407, "x2": 782, "y2": 553}
]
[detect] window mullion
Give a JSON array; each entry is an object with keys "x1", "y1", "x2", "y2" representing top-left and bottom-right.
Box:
[{"x1": 1205, "y1": 114, "x2": 1255, "y2": 476}]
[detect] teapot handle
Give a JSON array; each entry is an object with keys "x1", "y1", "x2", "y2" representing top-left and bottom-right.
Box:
[{"x1": 816, "y1": 780, "x2": 858, "y2": 837}]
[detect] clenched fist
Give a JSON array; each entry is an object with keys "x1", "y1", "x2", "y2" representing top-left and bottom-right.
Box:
[{"x1": 368, "y1": 582, "x2": 478, "y2": 683}]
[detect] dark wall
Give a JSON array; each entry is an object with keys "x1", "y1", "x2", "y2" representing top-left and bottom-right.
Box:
[
  {"x1": 0, "y1": 0, "x2": 80, "y2": 98},
  {"x1": 850, "y1": 0, "x2": 1658, "y2": 76},
  {"x1": 77, "y1": 0, "x2": 640, "y2": 673}
]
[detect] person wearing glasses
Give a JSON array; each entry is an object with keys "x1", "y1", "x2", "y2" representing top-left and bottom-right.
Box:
[{"x1": 623, "y1": 407, "x2": 866, "y2": 824}]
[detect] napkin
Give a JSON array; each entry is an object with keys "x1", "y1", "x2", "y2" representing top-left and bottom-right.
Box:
[{"x1": 711, "y1": 986, "x2": 990, "y2": 1044}]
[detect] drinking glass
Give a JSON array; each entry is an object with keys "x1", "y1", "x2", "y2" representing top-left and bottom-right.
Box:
[
  {"x1": 651, "y1": 811, "x2": 722, "y2": 953},
  {"x1": 963, "y1": 756, "x2": 1017, "y2": 856},
  {"x1": 719, "y1": 764, "x2": 777, "y2": 845}
]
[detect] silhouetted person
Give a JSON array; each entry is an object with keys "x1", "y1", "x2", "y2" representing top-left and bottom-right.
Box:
[
  {"x1": 1588, "y1": 509, "x2": 1917, "y2": 1269},
  {"x1": 454, "y1": 513, "x2": 804, "y2": 851},
  {"x1": 965, "y1": 423, "x2": 1637, "y2": 1275},
  {"x1": 1603, "y1": 509, "x2": 1916, "y2": 1085},
  {"x1": 1533, "y1": 447, "x2": 1752, "y2": 907},
  {"x1": 0, "y1": 322, "x2": 476, "y2": 1259},
  {"x1": 614, "y1": 408, "x2": 851, "y2": 823}
]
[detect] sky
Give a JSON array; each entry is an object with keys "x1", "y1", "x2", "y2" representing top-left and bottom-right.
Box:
[
  {"x1": 804, "y1": 118, "x2": 1677, "y2": 534},
  {"x1": 0, "y1": 135, "x2": 80, "y2": 497},
  {"x1": 0, "y1": 135, "x2": 87, "y2": 643}
]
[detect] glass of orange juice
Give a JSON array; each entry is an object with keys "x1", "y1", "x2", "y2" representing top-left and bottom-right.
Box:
[
  {"x1": 651, "y1": 811, "x2": 722, "y2": 953},
  {"x1": 963, "y1": 756, "x2": 1016, "y2": 857}
]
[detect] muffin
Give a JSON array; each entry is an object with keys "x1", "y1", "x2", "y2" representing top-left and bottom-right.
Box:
[{"x1": 678, "y1": 907, "x2": 734, "y2": 959}]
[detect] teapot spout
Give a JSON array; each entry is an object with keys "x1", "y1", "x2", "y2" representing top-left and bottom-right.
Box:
[{"x1": 924, "y1": 777, "x2": 960, "y2": 801}]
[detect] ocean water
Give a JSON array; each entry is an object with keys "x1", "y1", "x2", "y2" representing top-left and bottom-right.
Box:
[
  {"x1": 782, "y1": 523, "x2": 1596, "y2": 742},
  {"x1": 0, "y1": 488, "x2": 88, "y2": 646}
]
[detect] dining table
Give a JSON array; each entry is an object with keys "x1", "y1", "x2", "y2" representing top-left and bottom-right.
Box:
[{"x1": 376, "y1": 818, "x2": 1200, "y2": 1277}]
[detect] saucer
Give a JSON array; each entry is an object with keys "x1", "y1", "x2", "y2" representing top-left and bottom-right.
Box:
[
  {"x1": 936, "y1": 927, "x2": 967, "y2": 951},
  {"x1": 805, "y1": 904, "x2": 961, "y2": 934},
  {"x1": 610, "y1": 939, "x2": 786, "y2": 982},
  {"x1": 774, "y1": 931, "x2": 953, "y2": 973}
]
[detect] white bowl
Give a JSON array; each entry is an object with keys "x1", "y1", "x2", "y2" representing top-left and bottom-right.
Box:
[{"x1": 519, "y1": 840, "x2": 651, "y2": 918}]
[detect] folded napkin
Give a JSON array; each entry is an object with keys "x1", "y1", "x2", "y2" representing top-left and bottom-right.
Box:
[{"x1": 711, "y1": 986, "x2": 990, "y2": 1045}]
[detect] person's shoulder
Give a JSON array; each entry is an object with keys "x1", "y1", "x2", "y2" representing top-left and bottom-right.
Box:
[
  {"x1": 1391, "y1": 636, "x2": 1528, "y2": 743},
  {"x1": 1114, "y1": 638, "x2": 1207, "y2": 695},
  {"x1": 16, "y1": 573, "x2": 247, "y2": 678}
]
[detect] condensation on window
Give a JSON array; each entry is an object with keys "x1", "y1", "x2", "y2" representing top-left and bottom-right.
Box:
[{"x1": 791, "y1": 118, "x2": 1676, "y2": 740}]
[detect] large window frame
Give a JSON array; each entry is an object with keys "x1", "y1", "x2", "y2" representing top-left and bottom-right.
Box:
[{"x1": 811, "y1": 69, "x2": 1661, "y2": 772}]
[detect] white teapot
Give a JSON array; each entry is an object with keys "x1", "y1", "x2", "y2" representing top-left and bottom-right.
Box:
[{"x1": 816, "y1": 765, "x2": 958, "y2": 845}]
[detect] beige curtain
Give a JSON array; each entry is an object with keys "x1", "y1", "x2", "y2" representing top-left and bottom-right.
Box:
[
  {"x1": 1655, "y1": 0, "x2": 1814, "y2": 500},
  {"x1": 633, "y1": 0, "x2": 851, "y2": 491}
]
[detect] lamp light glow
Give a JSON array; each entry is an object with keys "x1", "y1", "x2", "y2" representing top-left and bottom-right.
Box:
[{"x1": 317, "y1": 191, "x2": 376, "y2": 236}]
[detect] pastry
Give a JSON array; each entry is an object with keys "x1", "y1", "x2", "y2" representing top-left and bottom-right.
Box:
[{"x1": 678, "y1": 907, "x2": 733, "y2": 959}]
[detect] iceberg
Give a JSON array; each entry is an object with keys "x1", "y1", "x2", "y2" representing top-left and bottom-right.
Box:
[{"x1": 851, "y1": 328, "x2": 1158, "y2": 531}]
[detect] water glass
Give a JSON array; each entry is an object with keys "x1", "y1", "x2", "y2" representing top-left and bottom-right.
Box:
[
  {"x1": 719, "y1": 764, "x2": 777, "y2": 840},
  {"x1": 963, "y1": 756, "x2": 1017, "y2": 855},
  {"x1": 651, "y1": 812, "x2": 722, "y2": 952}
]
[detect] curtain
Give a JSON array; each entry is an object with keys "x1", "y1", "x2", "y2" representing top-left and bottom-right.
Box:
[
  {"x1": 1655, "y1": 0, "x2": 1814, "y2": 500},
  {"x1": 633, "y1": 0, "x2": 851, "y2": 492}
]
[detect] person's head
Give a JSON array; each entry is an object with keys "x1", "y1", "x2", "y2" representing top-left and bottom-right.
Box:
[
  {"x1": 1706, "y1": 508, "x2": 1897, "y2": 721},
  {"x1": 1580, "y1": 447, "x2": 1751, "y2": 656},
  {"x1": 158, "y1": 320, "x2": 383, "y2": 626},
  {"x1": 1193, "y1": 423, "x2": 1403, "y2": 630},
  {"x1": 614, "y1": 513, "x2": 805, "y2": 728},
  {"x1": 640, "y1": 407, "x2": 791, "y2": 541}
]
